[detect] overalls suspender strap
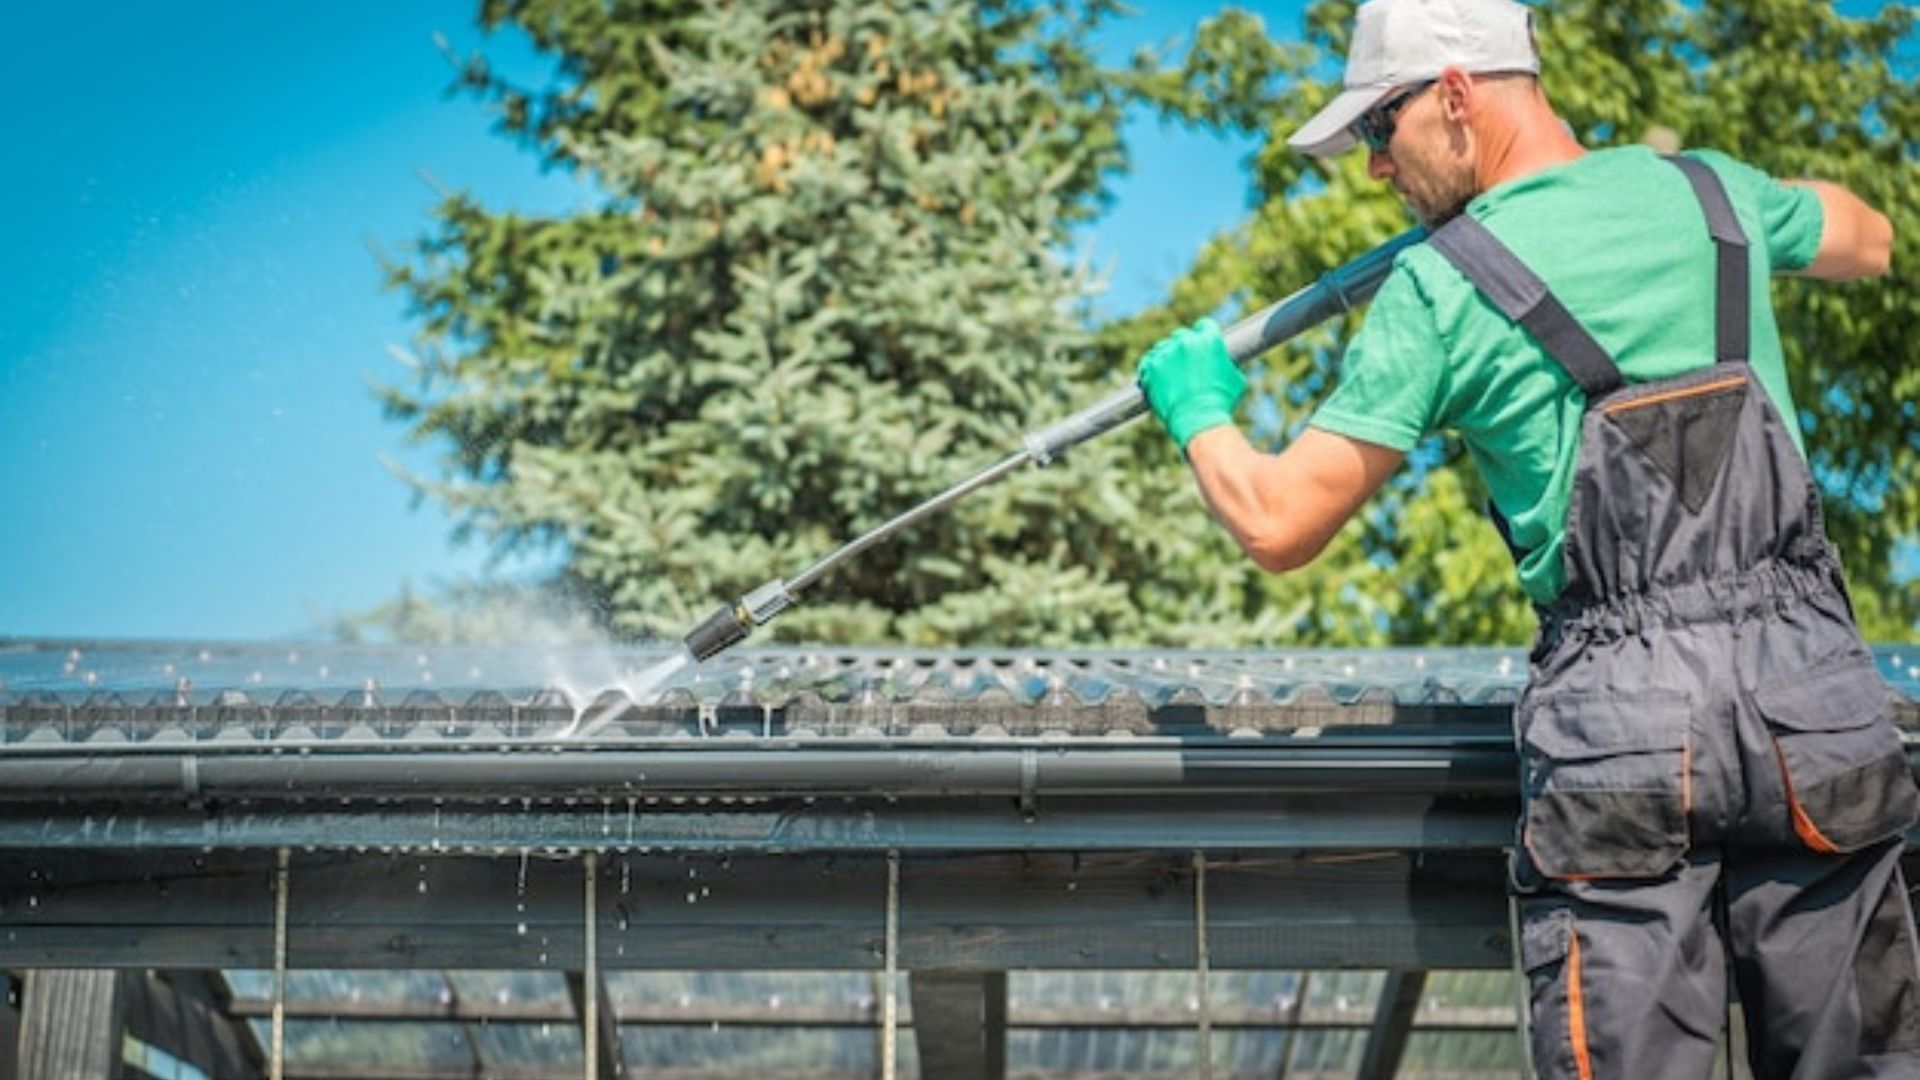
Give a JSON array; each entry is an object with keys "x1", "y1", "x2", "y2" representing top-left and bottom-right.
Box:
[
  {"x1": 1426, "y1": 217, "x2": 1625, "y2": 399},
  {"x1": 1666, "y1": 154, "x2": 1752, "y2": 365},
  {"x1": 1426, "y1": 154, "x2": 1752, "y2": 394}
]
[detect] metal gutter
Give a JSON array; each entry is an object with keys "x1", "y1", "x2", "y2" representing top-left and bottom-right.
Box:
[{"x1": 0, "y1": 736, "x2": 1519, "y2": 801}]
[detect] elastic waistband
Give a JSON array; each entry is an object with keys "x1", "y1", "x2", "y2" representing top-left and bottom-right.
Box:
[{"x1": 1536, "y1": 556, "x2": 1845, "y2": 654}]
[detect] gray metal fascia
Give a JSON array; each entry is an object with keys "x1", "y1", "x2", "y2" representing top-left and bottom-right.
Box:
[{"x1": 0, "y1": 795, "x2": 1518, "y2": 852}]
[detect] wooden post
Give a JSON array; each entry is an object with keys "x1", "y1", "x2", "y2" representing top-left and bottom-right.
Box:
[{"x1": 17, "y1": 971, "x2": 124, "y2": 1080}]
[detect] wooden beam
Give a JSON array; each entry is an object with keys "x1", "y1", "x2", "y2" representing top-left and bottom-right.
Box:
[
  {"x1": 908, "y1": 971, "x2": 1007, "y2": 1080},
  {"x1": 565, "y1": 970, "x2": 625, "y2": 1080},
  {"x1": 17, "y1": 970, "x2": 124, "y2": 1080},
  {"x1": 1274, "y1": 971, "x2": 1308, "y2": 1080},
  {"x1": 440, "y1": 974, "x2": 486, "y2": 1078},
  {"x1": 0, "y1": 849, "x2": 1514, "y2": 972},
  {"x1": 123, "y1": 971, "x2": 265, "y2": 1080},
  {"x1": 274, "y1": 1060, "x2": 879, "y2": 1068},
  {"x1": 216, "y1": 994, "x2": 1517, "y2": 1031},
  {"x1": 0, "y1": 973, "x2": 19, "y2": 1080},
  {"x1": 1356, "y1": 970, "x2": 1428, "y2": 1080},
  {"x1": 202, "y1": 971, "x2": 272, "y2": 1078},
  {"x1": 0, "y1": 793, "x2": 1518, "y2": 856}
]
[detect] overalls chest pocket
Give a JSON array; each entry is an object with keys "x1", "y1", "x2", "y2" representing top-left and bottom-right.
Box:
[
  {"x1": 1521, "y1": 692, "x2": 1691, "y2": 880},
  {"x1": 1753, "y1": 652, "x2": 1919, "y2": 854}
]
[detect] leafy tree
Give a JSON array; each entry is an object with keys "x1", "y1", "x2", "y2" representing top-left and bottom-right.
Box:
[{"x1": 1116, "y1": 0, "x2": 1920, "y2": 644}]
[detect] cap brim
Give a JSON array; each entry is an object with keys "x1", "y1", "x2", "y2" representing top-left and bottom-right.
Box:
[{"x1": 1286, "y1": 84, "x2": 1394, "y2": 158}]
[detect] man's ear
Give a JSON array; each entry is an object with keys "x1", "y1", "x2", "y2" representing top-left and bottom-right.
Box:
[{"x1": 1438, "y1": 66, "x2": 1474, "y2": 123}]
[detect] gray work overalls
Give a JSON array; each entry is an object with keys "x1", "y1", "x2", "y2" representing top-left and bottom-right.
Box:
[{"x1": 1429, "y1": 156, "x2": 1920, "y2": 1079}]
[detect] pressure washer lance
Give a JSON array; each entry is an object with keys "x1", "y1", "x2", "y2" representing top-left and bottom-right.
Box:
[{"x1": 680, "y1": 227, "x2": 1428, "y2": 665}]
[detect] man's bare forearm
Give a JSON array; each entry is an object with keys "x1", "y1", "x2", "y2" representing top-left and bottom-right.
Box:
[{"x1": 1787, "y1": 179, "x2": 1894, "y2": 280}]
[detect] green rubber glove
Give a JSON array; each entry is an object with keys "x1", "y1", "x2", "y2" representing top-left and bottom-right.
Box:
[{"x1": 1136, "y1": 317, "x2": 1246, "y2": 453}]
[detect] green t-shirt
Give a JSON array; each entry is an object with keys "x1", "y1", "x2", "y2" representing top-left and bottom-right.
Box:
[{"x1": 1310, "y1": 145, "x2": 1825, "y2": 606}]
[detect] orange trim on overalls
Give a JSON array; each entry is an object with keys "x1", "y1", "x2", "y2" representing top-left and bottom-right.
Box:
[
  {"x1": 1682, "y1": 742, "x2": 1693, "y2": 813},
  {"x1": 1773, "y1": 741, "x2": 1843, "y2": 853},
  {"x1": 1600, "y1": 374, "x2": 1748, "y2": 415},
  {"x1": 1568, "y1": 928, "x2": 1596, "y2": 1080}
]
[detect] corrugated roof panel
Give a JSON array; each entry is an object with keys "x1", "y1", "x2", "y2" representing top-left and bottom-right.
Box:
[{"x1": 8, "y1": 639, "x2": 1919, "y2": 749}]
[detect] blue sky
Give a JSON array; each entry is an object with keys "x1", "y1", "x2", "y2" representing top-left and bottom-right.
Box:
[{"x1": 0, "y1": 2, "x2": 1280, "y2": 641}]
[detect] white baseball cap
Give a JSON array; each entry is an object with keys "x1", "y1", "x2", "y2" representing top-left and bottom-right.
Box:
[{"x1": 1287, "y1": 0, "x2": 1541, "y2": 158}]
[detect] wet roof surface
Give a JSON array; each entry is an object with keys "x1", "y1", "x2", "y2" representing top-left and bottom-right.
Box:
[
  {"x1": 9, "y1": 638, "x2": 1920, "y2": 699},
  {"x1": 3, "y1": 638, "x2": 1917, "y2": 744},
  {"x1": 1, "y1": 639, "x2": 1543, "y2": 704}
]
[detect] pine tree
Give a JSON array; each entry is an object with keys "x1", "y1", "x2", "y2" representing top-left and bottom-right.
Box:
[{"x1": 384, "y1": 0, "x2": 1286, "y2": 646}]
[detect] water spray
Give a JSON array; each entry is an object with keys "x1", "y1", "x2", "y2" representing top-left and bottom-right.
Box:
[{"x1": 678, "y1": 228, "x2": 1428, "y2": 666}]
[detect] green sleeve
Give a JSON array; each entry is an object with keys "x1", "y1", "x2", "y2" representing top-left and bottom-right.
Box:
[
  {"x1": 1309, "y1": 260, "x2": 1449, "y2": 452},
  {"x1": 1686, "y1": 149, "x2": 1825, "y2": 273}
]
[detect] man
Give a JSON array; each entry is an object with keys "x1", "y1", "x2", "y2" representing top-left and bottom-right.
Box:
[{"x1": 1135, "y1": 0, "x2": 1916, "y2": 1076}]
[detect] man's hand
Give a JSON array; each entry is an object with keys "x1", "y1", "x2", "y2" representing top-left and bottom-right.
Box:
[{"x1": 1136, "y1": 317, "x2": 1247, "y2": 453}]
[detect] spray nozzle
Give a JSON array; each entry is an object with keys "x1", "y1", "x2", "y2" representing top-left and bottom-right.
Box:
[{"x1": 681, "y1": 579, "x2": 796, "y2": 662}]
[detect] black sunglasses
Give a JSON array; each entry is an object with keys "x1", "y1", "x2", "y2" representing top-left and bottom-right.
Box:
[{"x1": 1351, "y1": 80, "x2": 1437, "y2": 153}]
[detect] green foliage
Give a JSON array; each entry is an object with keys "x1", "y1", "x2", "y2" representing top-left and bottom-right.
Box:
[
  {"x1": 387, "y1": 0, "x2": 1917, "y2": 648},
  {"x1": 1117, "y1": 0, "x2": 1920, "y2": 644},
  {"x1": 386, "y1": 0, "x2": 1260, "y2": 646}
]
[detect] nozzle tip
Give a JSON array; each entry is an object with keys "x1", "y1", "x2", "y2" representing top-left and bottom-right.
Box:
[{"x1": 683, "y1": 603, "x2": 751, "y2": 662}]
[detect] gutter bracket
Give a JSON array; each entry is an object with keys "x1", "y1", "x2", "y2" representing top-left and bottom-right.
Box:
[{"x1": 180, "y1": 755, "x2": 201, "y2": 799}]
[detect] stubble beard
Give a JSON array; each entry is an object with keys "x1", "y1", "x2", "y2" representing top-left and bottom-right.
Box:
[{"x1": 1396, "y1": 151, "x2": 1478, "y2": 228}]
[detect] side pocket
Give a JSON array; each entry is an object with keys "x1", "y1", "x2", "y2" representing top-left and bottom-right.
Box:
[
  {"x1": 1754, "y1": 653, "x2": 1919, "y2": 854},
  {"x1": 1521, "y1": 693, "x2": 1691, "y2": 880},
  {"x1": 1521, "y1": 908, "x2": 1591, "y2": 1080}
]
